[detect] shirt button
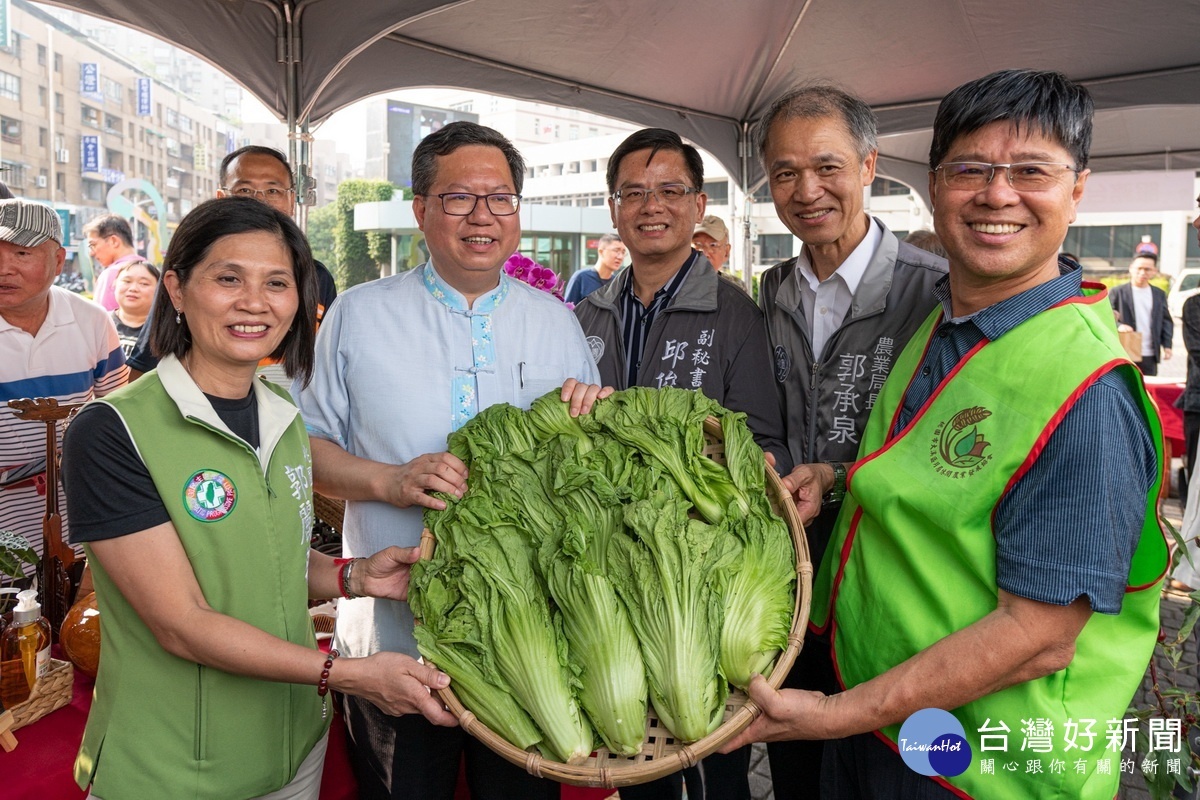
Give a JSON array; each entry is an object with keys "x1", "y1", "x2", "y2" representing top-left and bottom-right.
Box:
[
  {"x1": 938, "y1": 330, "x2": 948, "y2": 338},
  {"x1": 921, "y1": 366, "x2": 931, "y2": 376},
  {"x1": 819, "y1": 306, "x2": 828, "y2": 315}
]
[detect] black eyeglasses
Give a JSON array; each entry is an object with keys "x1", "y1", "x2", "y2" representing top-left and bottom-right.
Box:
[{"x1": 431, "y1": 193, "x2": 522, "y2": 216}]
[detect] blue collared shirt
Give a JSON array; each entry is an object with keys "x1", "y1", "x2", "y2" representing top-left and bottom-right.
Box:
[{"x1": 894, "y1": 261, "x2": 1156, "y2": 614}]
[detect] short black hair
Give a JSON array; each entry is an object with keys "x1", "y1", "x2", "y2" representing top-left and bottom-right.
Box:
[
  {"x1": 1132, "y1": 252, "x2": 1159, "y2": 266},
  {"x1": 151, "y1": 197, "x2": 317, "y2": 386},
  {"x1": 606, "y1": 129, "x2": 703, "y2": 196},
  {"x1": 83, "y1": 214, "x2": 135, "y2": 248},
  {"x1": 220, "y1": 145, "x2": 293, "y2": 188},
  {"x1": 411, "y1": 121, "x2": 525, "y2": 196},
  {"x1": 929, "y1": 69, "x2": 1093, "y2": 171},
  {"x1": 116, "y1": 260, "x2": 161, "y2": 281},
  {"x1": 756, "y1": 83, "x2": 878, "y2": 163}
]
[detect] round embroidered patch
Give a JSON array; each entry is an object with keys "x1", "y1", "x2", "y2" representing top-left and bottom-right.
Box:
[
  {"x1": 183, "y1": 469, "x2": 237, "y2": 522},
  {"x1": 773, "y1": 345, "x2": 791, "y2": 383}
]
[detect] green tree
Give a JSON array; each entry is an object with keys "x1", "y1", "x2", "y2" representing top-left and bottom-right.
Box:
[
  {"x1": 305, "y1": 202, "x2": 337, "y2": 270},
  {"x1": 334, "y1": 180, "x2": 396, "y2": 290}
]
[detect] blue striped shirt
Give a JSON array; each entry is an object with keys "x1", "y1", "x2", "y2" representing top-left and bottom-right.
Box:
[
  {"x1": 895, "y1": 263, "x2": 1156, "y2": 614},
  {"x1": 621, "y1": 252, "x2": 697, "y2": 386}
]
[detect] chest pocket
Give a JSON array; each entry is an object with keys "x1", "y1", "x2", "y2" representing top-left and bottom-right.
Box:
[{"x1": 512, "y1": 363, "x2": 563, "y2": 408}]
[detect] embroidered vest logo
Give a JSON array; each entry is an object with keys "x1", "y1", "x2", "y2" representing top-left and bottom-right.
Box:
[
  {"x1": 183, "y1": 469, "x2": 237, "y2": 522},
  {"x1": 586, "y1": 335, "x2": 605, "y2": 364},
  {"x1": 929, "y1": 406, "x2": 993, "y2": 478}
]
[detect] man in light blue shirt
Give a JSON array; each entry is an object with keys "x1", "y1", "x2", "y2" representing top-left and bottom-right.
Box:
[{"x1": 296, "y1": 121, "x2": 603, "y2": 800}]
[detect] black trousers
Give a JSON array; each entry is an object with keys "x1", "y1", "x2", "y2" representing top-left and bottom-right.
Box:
[
  {"x1": 766, "y1": 634, "x2": 839, "y2": 800},
  {"x1": 341, "y1": 693, "x2": 561, "y2": 800},
  {"x1": 618, "y1": 746, "x2": 752, "y2": 800},
  {"x1": 821, "y1": 732, "x2": 961, "y2": 799},
  {"x1": 1137, "y1": 355, "x2": 1159, "y2": 376},
  {"x1": 1185, "y1": 410, "x2": 1200, "y2": 480}
]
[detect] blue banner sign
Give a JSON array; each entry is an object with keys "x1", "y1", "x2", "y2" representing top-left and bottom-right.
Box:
[
  {"x1": 81, "y1": 63, "x2": 99, "y2": 94},
  {"x1": 136, "y1": 77, "x2": 152, "y2": 116},
  {"x1": 81, "y1": 135, "x2": 100, "y2": 172}
]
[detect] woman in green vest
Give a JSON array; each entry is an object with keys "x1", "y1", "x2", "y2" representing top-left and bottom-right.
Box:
[{"x1": 62, "y1": 197, "x2": 458, "y2": 800}]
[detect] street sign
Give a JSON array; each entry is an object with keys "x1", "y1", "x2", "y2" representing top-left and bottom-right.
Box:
[{"x1": 136, "y1": 77, "x2": 152, "y2": 116}]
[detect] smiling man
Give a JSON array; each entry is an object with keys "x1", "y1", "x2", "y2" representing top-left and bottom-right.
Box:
[
  {"x1": 753, "y1": 86, "x2": 947, "y2": 800},
  {"x1": 295, "y1": 121, "x2": 601, "y2": 800},
  {"x1": 574, "y1": 127, "x2": 789, "y2": 800},
  {"x1": 726, "y1": 70, "x2": 1165, "y2": 800},
  {"x1": 1, "y1": 199, "x2": 127, "y2": 567}
]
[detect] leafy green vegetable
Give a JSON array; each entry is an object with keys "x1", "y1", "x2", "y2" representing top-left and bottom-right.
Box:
[
  {"x1": 418, "y1": 494, "x2": 592, "y2": 763},
  {"x1": 537, "y1": 436, "x2": 648, "y2": 755},
  {"x1": 579, "y1": 388, "x2": 749, "y2": 524},
  {"x1": 610, "y1": 487, "x2": 741, "y2": 742},
  {"x1": 715, "y1": 509, "x2": 795, "y2": 689}
]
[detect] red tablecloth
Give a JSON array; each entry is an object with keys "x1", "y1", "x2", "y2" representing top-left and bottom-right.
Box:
[{"x1": 0, "y1": 657, "x2": 611, "y2": 800}]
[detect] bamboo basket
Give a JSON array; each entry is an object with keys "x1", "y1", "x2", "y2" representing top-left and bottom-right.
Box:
[
  {"x1": 416, "y1": 416, "x2": 812, "y2": 788},
  {"x1": 10, "y1": 658, "x2": 74, "y2": 731}
]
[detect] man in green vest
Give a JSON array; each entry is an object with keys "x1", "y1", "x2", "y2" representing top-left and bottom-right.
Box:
[{"x1": 723, "y1": 69, "x2": 1167, "y2": 799}]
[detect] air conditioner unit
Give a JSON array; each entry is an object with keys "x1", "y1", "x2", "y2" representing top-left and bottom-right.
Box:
[
  {"x1": 55, "y1": 149, "x2": 69, "y2": 164},
  {"x1": 35, "y1": 175, "x2": 47, "y2": 188}
]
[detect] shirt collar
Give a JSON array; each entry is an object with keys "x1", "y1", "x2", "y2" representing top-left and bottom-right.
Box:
[
  {"x1": 795, "y1": 216, "x2": 882, "y2": 294},
  {"x1": 933, "y1": 256, "x2": 1083, "y2": 341},
  {"x1": 421, "y1": 260, "x2": 509, "y2": 313},
  {"x1": 623, "y1": 250, "x2": 698, "y2": 307}
]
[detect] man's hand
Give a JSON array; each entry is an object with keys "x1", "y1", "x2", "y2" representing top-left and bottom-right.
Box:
[
  {"x1": 719, "y1": 675, "x2": 835, "y2": 752},
  {"x1": 560, "y1": 378, "x2": 614, "y2": 417},
  {"x1": 356, "y1": 546, "x2": 422, "y2": 601},
  {"x1": 1164, "y1": 347, "x2": 1173, "y2": 360},
  {"x1": 1117, "y1": 323, "x2": 1134, "y2": 333},
  {"x1": 780, "y1": 463, "x2": 836, "y2": 524},
  {"x1": 382, "y1": 452, "x2": 468, "y2": 511}
]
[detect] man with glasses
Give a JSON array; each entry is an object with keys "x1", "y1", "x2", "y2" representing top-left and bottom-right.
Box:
[
  {"x1": 724, "y1": 69, "x2": 1163, "y2": 800},
  {"x1": 754, "y1": 84, "x2": 946, "y2": 799},
  {"x1": 575, "y1": 127, "x2": 789, "y2": 800},
  {"x1": 83, "y1": 214, "x2": 144, "y2": 311},
  {"x1": 692, "y1": 214, "x2": 731, "y2": 272},
  {"x1": 296, "y1": 121, "x2": 602, "y2": 800},
  {"x1": 124, "y1": 145, "x2": 337, "y2": 378}
]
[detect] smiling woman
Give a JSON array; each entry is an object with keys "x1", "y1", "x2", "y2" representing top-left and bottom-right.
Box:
[{"x1": 60, "y1": 197, "x2": 459, "y2": 799}]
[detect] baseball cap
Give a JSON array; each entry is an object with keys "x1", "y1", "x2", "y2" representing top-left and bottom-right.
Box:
[
  {"x1": 694, "y1": 214, "x2": 728, "y2": 242},
  {"x1": 0, "y1": 199, "x2": 62, "y2": 247}
]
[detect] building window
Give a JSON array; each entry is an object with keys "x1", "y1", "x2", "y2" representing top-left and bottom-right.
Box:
[
  {"x1": 703, "y1": 180, "x2": 729, "y2": 205},
  {"x1": 56, "y1": 173, "x2": 66, "y2": 194},
  {"x1": 871, "y1": 177, "x2": 912, "y2": 197},
  {"x1": 0, "y1": 71, "x2": 20, "y2": 101},
  {"x1": 105, "y1": 79, "x2": 123, "y2": 104},
  {"x1": 37, "y1": 44, "x2": 46, "y2": 66},
  {"x1": 0, "y1": 117, "x2": 20, "y2": 144},
  {"x1": 1062, "y1": 224, "x2": 1164, "y2": 270},
  {"x1": 55, "y1": 92, "x2": 64, "y2": 112},
  {"x1": 82, "y1": 105, "x2": 101, "y2": 127},
  {"x1": 569, "y1": 125, "x2": 579, "y2": 141},
  {"x1": 38, "y1": 85, "x2": 46, "y2": 106},
  {"x1": 54, "y1": 53, "x2": 62, "y2": 73},
  {"x1": 38, "y1": 127, "x2": 46, "y2": 148},
  {"x1": 758, "y1": 234, "x2": 794, "y2": 265}
]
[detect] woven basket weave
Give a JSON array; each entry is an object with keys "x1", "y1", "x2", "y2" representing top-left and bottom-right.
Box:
[
  {"x1": 10, "y1": 658, "x2": 73, "y2": 731},
  {"x1": 417, "y1": 416, "x2": 812, "y2": 788}
]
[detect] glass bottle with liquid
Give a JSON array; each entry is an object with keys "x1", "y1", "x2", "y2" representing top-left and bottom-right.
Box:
[{"x1": 0, "y1": 589, "x2": 52, "y2": 707}]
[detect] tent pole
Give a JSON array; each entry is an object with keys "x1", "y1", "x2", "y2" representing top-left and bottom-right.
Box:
[
  {"x1": 281, "y1": 1, "x2": 307, "y2": 229},
  {"x1": 739, "y1": 121, "x2": 753, "y2": 294}
]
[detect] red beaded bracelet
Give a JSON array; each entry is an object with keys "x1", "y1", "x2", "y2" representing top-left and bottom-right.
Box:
[{"x1": 318, "y1": 649, "x2": 339, "y2": 719}]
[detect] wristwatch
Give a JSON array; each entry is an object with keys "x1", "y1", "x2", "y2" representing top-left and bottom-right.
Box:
[{"x1": 821, "y1": 461, "x2": 847, "y2": 508}]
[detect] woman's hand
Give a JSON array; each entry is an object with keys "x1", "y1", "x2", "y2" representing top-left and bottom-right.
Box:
[{"x1": 332, "y1": 652, "x2": 458, "y2": 725}]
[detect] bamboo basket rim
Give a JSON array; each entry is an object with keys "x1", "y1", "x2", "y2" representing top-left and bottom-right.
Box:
[{"x1": 415, "y1": 416, "x2": 813, "y2": 788}]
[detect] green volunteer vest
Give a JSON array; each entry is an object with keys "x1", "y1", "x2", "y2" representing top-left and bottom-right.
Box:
[
  {"x1": 75, "y1": 358, "x2": 326, "y2": 799},
  {"x1": 811, "y1": 288, "x2": 1167, "y2": 799}
]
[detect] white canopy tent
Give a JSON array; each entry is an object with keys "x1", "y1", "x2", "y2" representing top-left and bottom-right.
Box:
[{"x1": 44, "y1": 0, "x2": 1200, "y2": 267}]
